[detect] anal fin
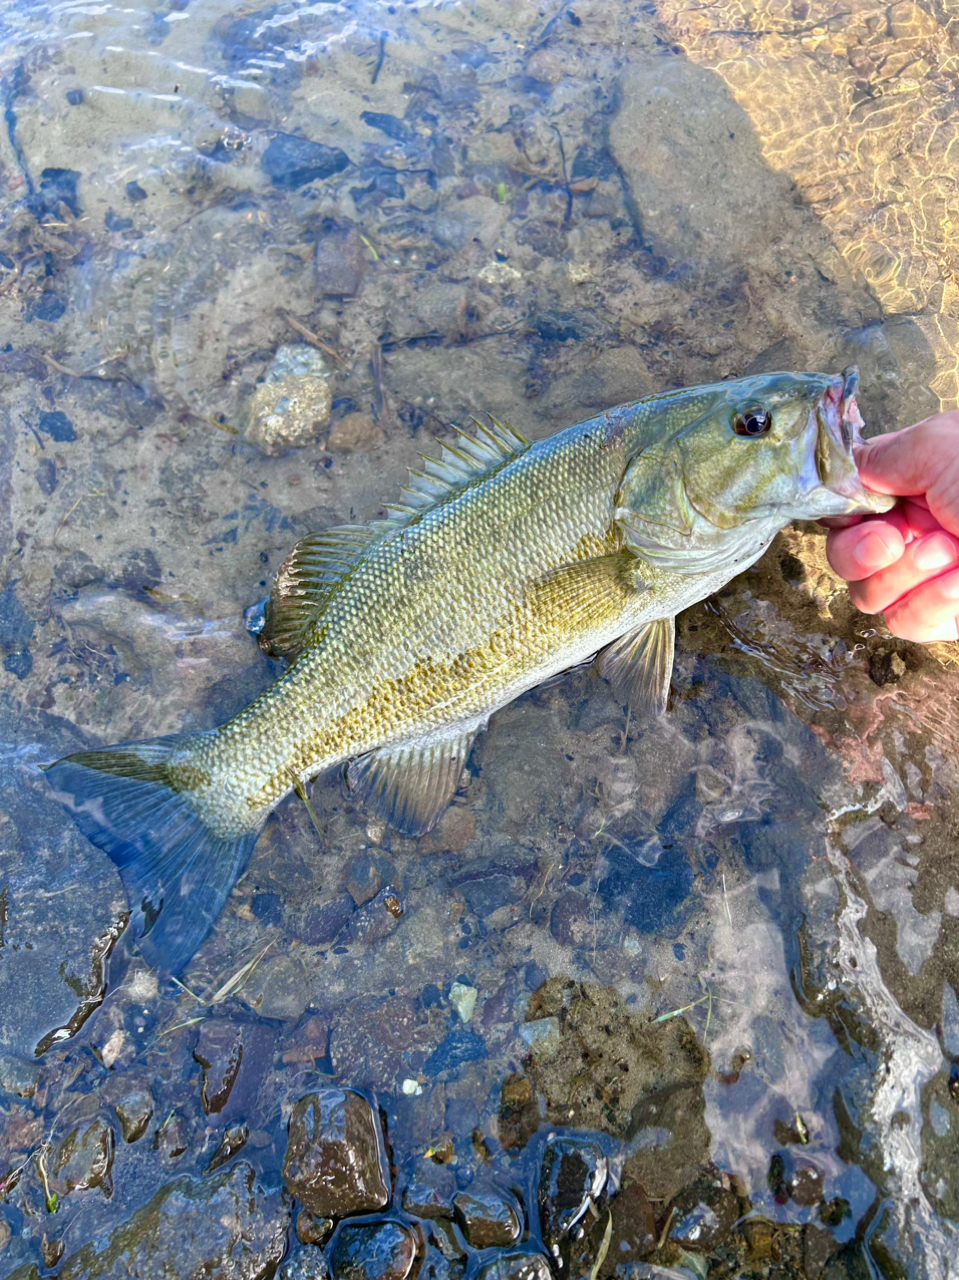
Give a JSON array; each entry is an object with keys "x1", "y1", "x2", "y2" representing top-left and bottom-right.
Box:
[
  {"x1": 596, "y1": 617, "x2": 675, "y2": 717},
  {"x1": 346, "y1": 731, "x2": 475, "y2": 837}
]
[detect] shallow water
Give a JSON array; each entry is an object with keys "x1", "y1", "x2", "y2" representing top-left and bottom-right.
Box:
[{"x1": 2, "y1": 0, "x2": 959, "y2": 1276}]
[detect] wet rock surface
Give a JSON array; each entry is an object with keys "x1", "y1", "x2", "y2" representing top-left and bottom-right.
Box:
[
  {"x1": 282, "y1": 1090, "x2": 390, "y2": 1218},
  {"x1": 453, "y1": 1186, "x2": 522, "y2": 1250},
  {"x1": 328, "y1": 1221, "x2": 417, "y2": 1280},
  {"x1": 57, "y1": 1162, "x2": 289, "y2": 1279}
]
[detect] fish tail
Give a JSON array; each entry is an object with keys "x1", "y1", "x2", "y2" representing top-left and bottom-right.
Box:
[{"x1": 44, "y1": 732, "x2": 261, "y2": 975}]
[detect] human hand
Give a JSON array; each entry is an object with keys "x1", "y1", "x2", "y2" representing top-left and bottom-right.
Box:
[{"x1": 824, "y1": 412, "x2": 959, "y2": 642}]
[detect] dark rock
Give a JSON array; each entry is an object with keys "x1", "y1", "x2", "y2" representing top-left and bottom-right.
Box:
[
  {"x1": 54, "y1": 1117, "x2": 115, "y2": 1198},
  {"x1": 297, "y1": 1210, "x2": 334, "y2": 1246},
  {"x1": 252, "y1": 891, "x2": 284, "y2": 924},
  {"x1": 26, "y1": 293, "x2": 67, "y2": 323},
  {"x1": 4, "y1": 652, "x2": 32, "y2": 679},
  {"x1": 315, "y1": 229, "x2": 365, "y2": 296},
  {"x1": 207, "y1": 1123, "x2": 249, "y2": 1173},
  {"x1": 105, "y1": 209, "x2": 133, "y2": 232},
  {"x1": 126, "y1": 180, "x2": 148, "y2": 201},
  {"x1": 538, "y1": 1136, "x2": 608, "y2": 1269},
  {"x1": 282, "y1": 1090, "x2": 390, "y2": 1218},
  {"x1": 423, "y1": 1025, "x2": 486, "y2": 1077},
  {"x1": 66, "y1": 88, "x2": 84, "y2": 105},
  {"x1": 55, "y1": 551, "x2": 102, "y2": 589},
  {"x1": 598, "y1": 1182, "x2": 656, "y2": 1275},
  {"x1": 473, "y1": 1250, "x2": 552, "y2": 1280},
  {"x1": 116, "y1": 546, "x2": 162, "y2": 594},
  {"x1": 328, "y1": 1221, "x2": 417, "y2": 1280},
  {"x1": 401, "y1": 1161, "x2": 456, "y2": 1220},
  {"x1": 58, "y1": 1162, "x2": 289, "y2": 1279},
  {"x1": 299, "y1": 893, "x2": 356, "y2": 944},
  {"x1": 35, "y1": 458, "x2": 57, "y2": 495},
  {"x1": 360, "y1": 112, "x2": 414, "y2": 142},
  {"x1": 154, "y1": 1112, "x2": 191, "y2": 1160},
  {"x1": 283, "y1": 1245, "x2": 332, "y2": 1280},
  {"x1": 0, "y1": 587, "x2": 35, "y2": 652},
  {"x1": 113, "y1": 1087, "x2": 154, "y2": 1143},
  {"x1": 263, "y1": 133, "x2": 350, "y2": 190},
  {"x1": 667, "y1": 1169, "x2": 745, "y2": 1251},
  {"x1": 344, "y1": 850, "x2": 396, "y2": 907},
  {"x1": 549, "y1": 892, "x2": 593, "y2": 948},
  {"x1": 345, "y1": 885, "x2": 405, "y2": 944},
  {"x1": 37, "y1": 167, "x2": 82, "y2": 217},
  {"x1": 452, "y1": 866, "x2": 524, "y2": 919},
  {"x1": 452, "y1": 1185, "x2": 522, "y2": 1248},
  {"x1": 869, "y1": 645, "x2": 907, "y2": 686},
  {"x1": 194, "y1": 1020, "x2": 244, "y2": 1115}
]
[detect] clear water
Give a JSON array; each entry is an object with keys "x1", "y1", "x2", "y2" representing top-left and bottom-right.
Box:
[{"x1": 2, "y1": 0, "x2": 959, "y2": 1276}]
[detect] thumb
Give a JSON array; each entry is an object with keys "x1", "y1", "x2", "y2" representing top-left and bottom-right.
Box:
[
  {"x1": 856, "y1": 414, "x2": 959, "y2": 496},
  {"x1": 857, "y1": 414, "x2": 959, "y2": 538}
]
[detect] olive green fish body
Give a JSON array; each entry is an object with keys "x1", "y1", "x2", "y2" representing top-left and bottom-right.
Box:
[{"x1": 47, "y1": 369, "x2": 894, "y2": 971}]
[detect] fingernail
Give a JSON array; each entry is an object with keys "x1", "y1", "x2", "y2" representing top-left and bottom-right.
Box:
[
  {"x1": 913, "y1": 533, "x2": 959, "y2": 573},
  {"x1": 852, "y1": 528, "x2": 896, "y2": 570}
]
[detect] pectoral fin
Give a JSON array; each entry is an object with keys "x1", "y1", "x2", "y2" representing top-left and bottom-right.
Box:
[
  {"x1": 596, "y1": 617, "x2": 675, "y2": 717},
  {"x1": 346, "y1": 731, "x2": 476, "y2": 837}
]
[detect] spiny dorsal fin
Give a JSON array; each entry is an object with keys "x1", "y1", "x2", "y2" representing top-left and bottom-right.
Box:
[
  {"x1": 260, "y1": 415, "x2": 530, "y2": 662},
  {"x1": 395, "y1": 414, "x2": 530, "y2": 514},
  {"x1": 346, "y1": 730, "x2": 476, "y2": 836},
  {"x1": 596, "y1": 617, "x2": 676, "y2": 717}
]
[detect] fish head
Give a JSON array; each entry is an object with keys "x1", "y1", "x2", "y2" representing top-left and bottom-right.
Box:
[{"x1": 615, "y1": 366, "x2": 896, "y2": 573}]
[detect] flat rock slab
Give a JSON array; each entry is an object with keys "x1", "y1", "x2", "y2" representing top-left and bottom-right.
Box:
[{"x1": 57, "y1": 1161, "x2": 289, "y2": 1280}]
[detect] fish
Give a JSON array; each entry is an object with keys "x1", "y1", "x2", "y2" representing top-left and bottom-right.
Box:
[{"x1": 46, "y1": 366, "x2": 894, "y2": 973}]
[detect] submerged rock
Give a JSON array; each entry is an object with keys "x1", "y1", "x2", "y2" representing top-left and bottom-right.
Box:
[
  {"x1": 538, "y1": 1135, "x2": 608, "y2": 1268},
  {"x1": 55, "y1": 1116, "x2": 115, "y2": 1199},
  {"x1": 473, "y1": 1250, "x2": 552, "y2": 1280},
  {"x1": 194, "y1": 1020, "x2": 244, "y2": 1115},
  {"x1": 328, "y1": 1221, "x2": 417, "y2": 1280},
  {"x1": 243, "y1": 345, "x2": 332, "y2": 456},
  {"x1": 58, "y1": 1162, "x2": 288, "y2": 1279},
  {"x1": 452, "y1": 1185, "x2": 522, "y2": 1249},
  {"x1": 282, "y1": 1090, "x2": 390, "y2": 1218}
]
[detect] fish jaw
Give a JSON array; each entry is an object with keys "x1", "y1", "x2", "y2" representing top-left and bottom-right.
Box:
[{"x1": 807, "y1": 366, "x2": 896, "y2": 517}]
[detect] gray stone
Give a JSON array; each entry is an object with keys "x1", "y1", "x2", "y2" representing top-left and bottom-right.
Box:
[
  {"x1": 58, "y1": 1162, "x2": 288, "y2": 1279},
  {"x1": 282, "y1": 1090, "x2": 390, "y2": 1219},
  {"x1": 608, "y1": 58, "x2": 787, "y2": 271},
  {"x1": 240, "y1": 954, "x2": 312, "y2": 1021}
]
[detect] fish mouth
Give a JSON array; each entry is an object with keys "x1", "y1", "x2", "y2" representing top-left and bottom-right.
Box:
[{"x1": 813, "y1": 366, "x2": 894, "y2": 514}]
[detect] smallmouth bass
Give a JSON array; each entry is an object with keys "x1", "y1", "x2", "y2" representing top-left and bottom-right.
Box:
[{"x1": 47, "y1": 367, "x2": 893, "y2": 972}]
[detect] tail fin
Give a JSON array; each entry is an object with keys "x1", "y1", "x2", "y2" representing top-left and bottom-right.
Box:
[{"x1": 45, "y1": 734, "x2": 261, "y2": 975}]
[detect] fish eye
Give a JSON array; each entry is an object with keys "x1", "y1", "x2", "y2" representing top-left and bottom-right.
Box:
[{"x1": 733, "y1": 405, "x2": 772, "y2": 437}]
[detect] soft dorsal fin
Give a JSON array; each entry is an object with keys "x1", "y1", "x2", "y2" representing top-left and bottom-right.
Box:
[
  {"x1": 259, "y1": 524, "x2": 388, "y2": 660},
  {"x1": 346, "y1": 730, "x2": 476, "y2": 837},
  {"x1": 259, "y1": 415, "x2": 531, "y2": 662},
  {"x1": 595, "y1": 617, "x2": 675, "y2": 717}
]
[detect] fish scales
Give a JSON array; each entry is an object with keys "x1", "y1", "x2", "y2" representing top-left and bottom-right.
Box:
[{"x1": 46, "y1": 369, "x2": 894, "y2": 972}]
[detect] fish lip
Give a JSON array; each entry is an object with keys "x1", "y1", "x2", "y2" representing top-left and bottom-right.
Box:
[
  {"x1": 816, "y1": 366, "x2": 862, "y2": 478},
  {"x1": 813, "y1": 365, "x2": 894, "y2": 513}
]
